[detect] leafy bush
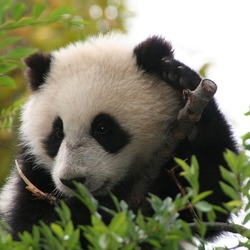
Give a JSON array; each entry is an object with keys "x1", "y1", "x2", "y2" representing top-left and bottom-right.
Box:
[
  {"x1": 1, "y1": 150, "x2": 250, "y2": 249},
  {"x1": 0, "y1": 1, "x2": 80, "y2": 87}
]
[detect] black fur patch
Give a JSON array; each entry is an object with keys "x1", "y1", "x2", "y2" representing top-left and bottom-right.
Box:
[
  {"x1": 43, "y1": 117, "x2": 64, "y2": 158},
  {"x1": 24, "y1": 53, "x2": 52, "y2": 91},
  {"x1": 134, "y1": 36, "x2": 174, "y2": 74},
  {"x1": 91, "y1": 113, "x2": 131, "y2": 154}
]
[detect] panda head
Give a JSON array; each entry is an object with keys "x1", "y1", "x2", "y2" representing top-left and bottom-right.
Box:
[{"x1": 21, "y1": 34, "x2": 182, "y2": 197}]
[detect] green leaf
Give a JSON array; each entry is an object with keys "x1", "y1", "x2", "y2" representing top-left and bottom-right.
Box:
[
  {"x1": 12, "y1": 3, "x2": 26, "y2": 21},
  {"x1": 207, "y1": 210, "x2": 216, "y2": 222},
  {"x1": 245, "y1": 107, "x2": 250, "y2": 116},
  {"x1": 175, "y1": 158, "x2": 190, "y2": 172},
  {"x1": 0, "y1": 76, "x2": 15, "y2": 86},
  {"x1": 55, "y1": 201, "x2": 72, "y2": 225},
  {"x1": 194, "y1": 201, "x2": 212, "y2": 212},
  {"x1": 91, "y1": 215, "x2": 107, "y2": 231},
  {"x1": 220, "y1": 166, "x2": 239, "y2": 190},
  {"x1": 32, "y1": 3, "x2": 47, "y2": 18},
  {"x1": 109, "y1": 211, "x2": 127, "y2": 236},
  {"x1": 223, "y1": 150, "x2": 246, "y2": 175},
  {"x1": 224, "y1": 200, "x2": 242, "y2": 209},
  {"x1": 72, "y1": 182, "x2": 98, "y2": 214},
  {"x1": 0, "y1": 0, "x2": 11, "y2": 24},
  {"x1": 67, "y1": 229, "x2": 80, "y2": 250},
  {"x1": 179, "y1": 221, "x2": 192, "y2": 237},
  {"x1": 243, "y1": 212, "x2": 250, "y2": 225},
  {"x1": 219, "y1": 181, "x2": 240, "y2": 200},
  {"x1": 0, "y1": 36, "x2": 21, "y2": 50},
  {"x1": 5, "y1": 47, "x2": 37, "y2": 59},
  {"x1": 51, "y1": 223, "x2": 64, "y2": 239},
  {"x1": 244, "y1": 193, "x2": 250, "y2": 211},
  {"x1": 0, "y1": 63, "x2": 17, "y2": 74},
  {"x1": 199, "y1": 63, "x2": 211, "y2": 78},
  {"x1": 212, "y1": 204, "x2": 228, "y2": 214},
  {"x1": 0, "y1": 17, "x2": 35, "y2": 30},
  {"x1": 242, "y1": 132, "x2": 250, "y2": 151},
  {"x1": 191, "y1": 191, "x2": 213, "y2": 204}
]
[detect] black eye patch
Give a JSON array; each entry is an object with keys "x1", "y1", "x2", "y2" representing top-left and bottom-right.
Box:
[
  {"x1": 43, "y1": 117, "x2": 64, "y2": 158},
  {"x1": 90, "y1": 113, "x2": 131, "y2": 154}
]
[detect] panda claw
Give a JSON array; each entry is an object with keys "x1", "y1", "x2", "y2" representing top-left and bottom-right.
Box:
[{"x1": 162, "y1": 60, "x2": 201, "y2": 91}]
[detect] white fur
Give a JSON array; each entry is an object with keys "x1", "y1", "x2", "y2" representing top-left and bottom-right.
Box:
[
  {"x1": 18, "y1": 34, "x2": 181, "y2": 196},
  {"x1": 0, "y1": 170, "x2": 19, "y2": 216}
]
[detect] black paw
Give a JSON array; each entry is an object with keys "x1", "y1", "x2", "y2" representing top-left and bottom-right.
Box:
[{"x1": 161, "y1": 59, "x2": 201, "y2": 91}]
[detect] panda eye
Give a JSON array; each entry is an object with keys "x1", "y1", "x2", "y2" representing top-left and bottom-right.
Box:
[
  {"x1": 56, "y1": 127, "x2": 64, "y2": 139},
  {"x1": 94, "y1": 122, "x2": 110, "y2": 135},
  {"x1": 90, "y1": 113, "x2": 131, "y2": 154},
  {"x1": 44, "y1": 117, "x2": 64, "y2": 158}
]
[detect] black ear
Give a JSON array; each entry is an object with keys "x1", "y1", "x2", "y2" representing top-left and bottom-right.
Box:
[
  {"x1": 134, "y1": 36, "x2": 174, "y2": 75},
  {"x1": 24, "y1": 53, "x2": 52, "y2": 91}
]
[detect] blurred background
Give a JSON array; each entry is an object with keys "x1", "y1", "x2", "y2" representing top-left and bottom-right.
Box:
[{"x1": 0, "y1": 0, "x2": 249, "y2": 188}]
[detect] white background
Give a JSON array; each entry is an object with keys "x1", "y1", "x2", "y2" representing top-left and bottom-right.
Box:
[{"x1": 127, "y1": 0, "x2": 250, "y2": 139}]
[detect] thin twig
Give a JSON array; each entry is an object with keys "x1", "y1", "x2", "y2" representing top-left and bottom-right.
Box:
[
  {"x1": 167, "y1": 165, "x2": 199, "y2": 221},
  {"x1": 15, "y1": 159, "x2": 59, "y2": 205}
]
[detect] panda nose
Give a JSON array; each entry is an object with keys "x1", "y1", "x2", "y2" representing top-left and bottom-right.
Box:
[{"x1": 60, "y1": 177, "x2": 86, "y2": 189}]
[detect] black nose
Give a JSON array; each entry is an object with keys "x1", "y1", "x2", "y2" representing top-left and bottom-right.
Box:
[{"x1": 60, "y1": 177, "x2": 86, "y2": 189}]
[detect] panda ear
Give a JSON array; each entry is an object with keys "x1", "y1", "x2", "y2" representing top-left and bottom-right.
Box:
[
  {"x1": 24, "y1": 52, "x2": 52, "y2": 92},
  {"x1": 134, "y1": 36, "x2": 174, "y2": 75}
]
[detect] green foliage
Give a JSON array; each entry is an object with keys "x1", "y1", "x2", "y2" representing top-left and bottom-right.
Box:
[
  {"x1": 0, "y1": 98, "x2": 24, "y2": 130},
  {"x1": 0, "y1": 1, "x2": 81, "y2": 88},
  {"x1": 242, "y1": 107, "x2": 250, "y2": 151},
  {"x1": 1, "y1": 151, "x2": 250, "y2": 249},
  {"x1": 198, "y1": 63, "x2": 211, "y2": 78}
]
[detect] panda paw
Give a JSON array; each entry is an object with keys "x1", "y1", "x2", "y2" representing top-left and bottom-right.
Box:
[{"x1": 161, "y1": 59, "x2": 202, "y2": 91}]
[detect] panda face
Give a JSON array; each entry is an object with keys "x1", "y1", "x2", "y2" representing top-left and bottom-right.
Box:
[{"x1": 21, "y1": 35, "x2": 182, "y2": 197}]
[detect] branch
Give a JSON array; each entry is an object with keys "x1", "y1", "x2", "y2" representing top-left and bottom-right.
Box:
[
  {"x1": 160, "y1": 78, "x2": 217, "y2": 157},
  {"x1": 15, "y1": 159, "x2": 59, "y2": 205}
]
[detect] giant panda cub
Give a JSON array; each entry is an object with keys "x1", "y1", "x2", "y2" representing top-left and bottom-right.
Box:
[{"x1": 0, "y1": 34, "x2": 237, "y2": 242}]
